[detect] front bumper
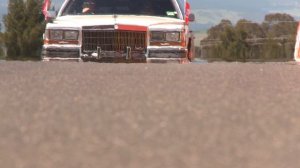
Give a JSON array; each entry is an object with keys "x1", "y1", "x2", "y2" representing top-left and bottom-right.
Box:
[
  {"x1": 42, "y1": 45, "x2": 81, "y2": 61},
  {"x1": 148, "y1": 47, "x2": 187, "y2": 58},
  {"x1": 81, "y1": 50, "x2": 146, "y2": 63},
  {"x1": 147, "y1": 47, "x2": 188, "y2": 63},
  {"x1": 42, "y1": 45, "x2": 189, "y2": 63}
]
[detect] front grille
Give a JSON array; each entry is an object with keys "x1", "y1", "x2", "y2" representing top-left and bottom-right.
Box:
[{"x1": 82, "y1": 30, "x2": 147, "y2": 53}]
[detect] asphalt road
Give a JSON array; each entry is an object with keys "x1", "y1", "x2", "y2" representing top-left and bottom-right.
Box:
[{"x1": 1, "y1": 61, "x2": 300, "y2": 168}]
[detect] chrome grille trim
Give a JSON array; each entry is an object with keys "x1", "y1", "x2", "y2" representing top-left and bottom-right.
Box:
[{"x1": 82, "y1": 30, "x2": 147, "y2": 53}]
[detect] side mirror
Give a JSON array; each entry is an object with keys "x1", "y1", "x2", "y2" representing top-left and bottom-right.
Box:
[{"x1": 189, "y1": 13, "x2": 195, "y2": 22}]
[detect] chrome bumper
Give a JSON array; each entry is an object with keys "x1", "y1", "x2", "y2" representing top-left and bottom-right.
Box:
[
  {"x1": 42, "y1": 45, "x2": 80, "y2": 61},
  {"x1": 146, "y1": 47, "x2": 189, "y2": 63},
  {"x1": 148, "y1": 47, "x2": 187, "y2": 59},
  {"x1": 42, "y1": 45, "x2": 189, "y2": 63}
]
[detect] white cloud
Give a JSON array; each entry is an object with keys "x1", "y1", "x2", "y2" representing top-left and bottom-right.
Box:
[
  {"x1": 269, "y1": 0, "x2": 300, "y2": 8},
  {"x1": 192, "y1": 9, "x2": 242, "y2": 25}
]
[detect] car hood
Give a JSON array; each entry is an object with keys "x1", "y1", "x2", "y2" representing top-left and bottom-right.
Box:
[{"x1": 47, "y1": 15, "x2": 185, "y2": 31}]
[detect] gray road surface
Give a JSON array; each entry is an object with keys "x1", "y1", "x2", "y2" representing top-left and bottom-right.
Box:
[{"x1": 1, "y1": 61, "x2": 300, "y2": 168}]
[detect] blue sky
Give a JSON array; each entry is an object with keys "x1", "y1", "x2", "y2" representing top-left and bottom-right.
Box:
[{"x1": 189, "y1": 0, "x2": 300, "y2": 29}]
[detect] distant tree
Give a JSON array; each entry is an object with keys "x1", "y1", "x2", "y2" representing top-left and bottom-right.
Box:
[
  {"x1": 236, "y1": 19, "x2": 266, "y2": 39},
  {"x1": 22, "y1": 0, "x2": 46, "y2": 57},
  {"x1": 3, "y1": 0, "x2": 25, "y2": 59},
  {"x1": 260, "y1": 13, "x2": 297, "y2": 60},
  {"x1": 0, "y1": 23, "x2": 2, "y2": 39},
  {"x1": 262, "y1": 13, "x2": 297, "y2": 37},
  {"x1": 219, "y1": 27, "x2": 250, "y2": 61},
  {"x1": 205, "y1": 19, "x2": 233, "y2": 40},
  {"x1": 219, "y1": 27, "x2": 237, "y2": 61},
  {"x1": 0, "y1": 30, "x2": 2, "y2": 43},
  {"x1": 261, "y1": 38, "x2": 282, "y2": 60},
  {"x1": 200, "y1": 13, "x2": 297, "y2": 61},
  {"x1": 235, "y1": 29, "x2": 250, "y2": 62},
  {"x1": 264, "y1": 13, "x2": 295, "y2": 24},
  {"x1": 4, "y1": 0, "x2": 45, "y2": 59},
  {"x1": 0, "y1": 23, "x2": 4, "y2": 59}
]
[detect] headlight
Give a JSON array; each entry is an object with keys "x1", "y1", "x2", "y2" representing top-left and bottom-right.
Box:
[
  {"x1": 49, "y1": 30, "x2": 63, "y2": 40},
  {"x1": 64, "y1": 31, "x2": 79, "y2": 40},
  {"x1": 48, "y1": 30, "x2": 79, "y2": 40},
  {"x1": 165, "y1": 32, "x2": 180, "y2": 42},
  {"x1": 150, "y1": 31, "x2": 181, "y2": 42},
  {"x1": 151, "y1": 32, "x2": 165, "y2": 42}
]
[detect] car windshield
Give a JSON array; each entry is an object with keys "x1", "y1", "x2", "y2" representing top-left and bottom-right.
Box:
[{"x1": 61, "y1": 0, "x2": 179, "y2": 18}]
